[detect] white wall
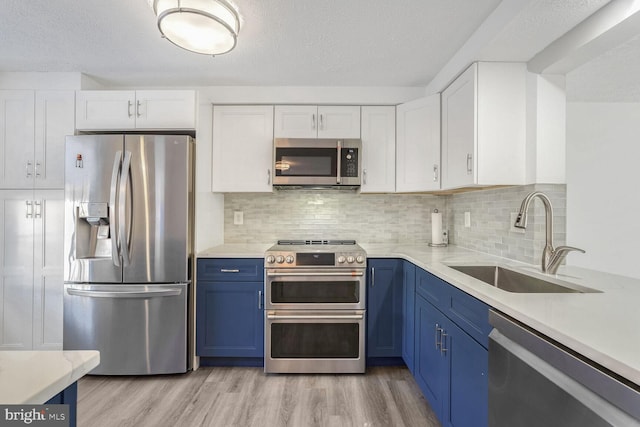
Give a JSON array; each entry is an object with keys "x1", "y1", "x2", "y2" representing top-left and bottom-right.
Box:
[
  {"x1": 566, "y1": 102, "x2": 640, "y2": 278},
  {"x1": 526, "y1": 73, "x2": 566, "y2": 184}
]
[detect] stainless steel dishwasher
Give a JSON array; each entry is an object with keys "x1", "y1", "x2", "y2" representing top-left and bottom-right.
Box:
[{"x1": 489, "y1": 310, "x2": 640, "y2": 427}]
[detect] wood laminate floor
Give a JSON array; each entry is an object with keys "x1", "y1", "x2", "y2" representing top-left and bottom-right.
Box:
[{"x1": 77, "y1": 366, "x2": 441, "y2": 427}]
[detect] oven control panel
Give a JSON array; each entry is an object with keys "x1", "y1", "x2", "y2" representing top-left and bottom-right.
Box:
[{"x1": 265, "y1": 250, "x2": 367, "y2": 267}]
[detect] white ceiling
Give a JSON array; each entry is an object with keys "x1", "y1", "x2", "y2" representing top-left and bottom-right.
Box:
[{"x1": 0, "y1": 0, "x2": 625, "y2": 90}]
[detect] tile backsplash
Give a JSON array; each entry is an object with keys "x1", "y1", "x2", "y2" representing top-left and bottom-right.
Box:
[
  {"x1": 223, "y1": 184, "x2": 566, "y2": 265},
  {"x1": 446, "y1": 184, "x2": 566, "y2": 264},
  {"x1": 224, "y1": 191, "x2": 445, "y2": 244}
]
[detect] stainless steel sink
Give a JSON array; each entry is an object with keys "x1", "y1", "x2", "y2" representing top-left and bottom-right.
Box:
[{"x1": 447, "y1": 265, "x2": 599, "y2": 293}]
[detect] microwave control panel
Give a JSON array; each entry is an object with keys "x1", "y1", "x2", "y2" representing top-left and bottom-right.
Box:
[{"x1": 341, "y1": 148, "x2": 359, "y2": 177}]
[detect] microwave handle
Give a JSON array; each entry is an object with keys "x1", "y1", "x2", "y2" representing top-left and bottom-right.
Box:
[{"x1": 336, "y1": 140, "x2": 342, "y2": 184}]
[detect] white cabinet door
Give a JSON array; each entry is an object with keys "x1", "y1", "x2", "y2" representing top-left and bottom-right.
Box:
[
  {"x1": 34, "y1": 91, "x2": 75, "y2": 189},
  {"x1": 396, "y1": 95, "x2": 441, "y2": 192},
  {"x1": 135, "y1": 90, "x2": 196, "y2": 130},
  {"x1": 274, "y1": 105, "x2": 318, "y2": 138},
  {"x1": 76, "y1": 90, "x2": 136, "y2": 130},
  {"x1": 441, "y1": 62, "x2": 526, "y2": 190},
  {"x1": 274, "y1": 105, "x2": 361, "y2": 138},
  {"x1": 317, "y1": 106, "x2": 361, "y2": 138},
  {"x1": 212, "y1": 105, "x2": 274, "y2": 192},
  {"x1": 32, "y1": 190, "x2": 64, "y2": 350},
  {"x1": 442, "y1": 63, "x2": 476, "y2": 189},
  {"x1": 360, "y1": 106, "x2": 396, "y2": 193},
  {"x1": 0, "y1": 91, "x2": 35, "y2": 189},
  {"x1": 0, "y1": 190, "x2": 35, "y2": 350}
]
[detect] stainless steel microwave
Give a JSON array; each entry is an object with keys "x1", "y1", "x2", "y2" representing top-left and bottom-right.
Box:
[{"x1": 273, "y1": 138, "x2": 361, "y2": 189}]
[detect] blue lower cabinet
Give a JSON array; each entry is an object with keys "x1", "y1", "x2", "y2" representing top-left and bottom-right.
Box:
[
  {"x1": 196, "y1": 280, "x2": 264, "y2": 358},
  {"x1": 415, "y1": 292, "x2": 488, "y2": 427},
  {"x1": 445, "y1": 320, "x2": 488, "y2": 427},
  {"x1": 45, "y1": 382, "x2": 78, "y2": 427},
  {"x1": 414, "y1": 294, "x2": 447, "y2": 420},
  {"x1": 402, "y1": 261, "x2": 416, "y2": 373},
  {"x1": 367, "y1": 259, "x2": 403, "y2": 360}
]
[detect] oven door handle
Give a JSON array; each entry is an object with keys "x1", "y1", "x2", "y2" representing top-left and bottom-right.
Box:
[
  {"x1": 266, "y1": 271, "x2": 364, "y2": 277},
  {"x1": 267, "y1": 313, "x2": 364, "y2": 320}
]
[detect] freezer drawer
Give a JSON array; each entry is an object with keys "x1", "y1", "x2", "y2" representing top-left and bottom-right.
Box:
[{"x1": 63, "y1": 283, "x2": 188, "y2": 375}]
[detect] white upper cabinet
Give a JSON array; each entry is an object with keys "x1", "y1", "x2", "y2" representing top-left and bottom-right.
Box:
[
  {"x1": 274, "y1": 105, "x2": 361, "y2": 138},
  {"x1": 360, "y1": 106, "x2": 396, "y2": 193},
  {"x1": 212, "y1": 105, "x2": 274, "y2": 192},
  {"x1": 34, "y1": 91, "x2": 75, "y2": 189},
  {"x1": 441, "y1": 62, "x2": 526, "y2": 190},
  {"x1": 76, "y1": 90, "x2": 196, "y2": 130},
  {"x1": 396, "y1": 94, "x2": 441, "y2": 192},
  {"x1": 0, "y1": 91, "x2": 35, "y2": 189},
  {"x1": 0, "y1": 90, "x2": 73, "y2": 190}
]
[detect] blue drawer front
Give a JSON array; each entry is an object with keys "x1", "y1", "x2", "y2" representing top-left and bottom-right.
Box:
[
  {"x1": 416, "y1": 268, "x2": 450, "y2": 307},
  {"x1": 447, "y1": 285, "x2": 491, "y2": 349},
  {"x1": 197, "y1": 258, "x2": 264, "y2": 282}
]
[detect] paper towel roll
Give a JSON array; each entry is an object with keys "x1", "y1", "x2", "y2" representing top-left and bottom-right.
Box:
[{"x1": 431, "y1": 211, "x2": 443, "y2": 244}]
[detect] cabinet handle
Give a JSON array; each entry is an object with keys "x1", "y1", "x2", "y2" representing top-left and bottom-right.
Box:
[
  {"x1": 136, "y1": 100, "x2": 142, "y2": 118},
  {"x1": 258, "y1": 290, "x2": 263, "y2": 309},
  {"x1": 25, "y1": 161, "x2": 33, "y2": 178},
  {"x1": 320, "y1": 114, "x2": 324, "y2": 130},
  {"x1": 435, "y1": 324, "x2": 442, "y2": 350},
  {"x1": 363, "y1": 169, "x2": 367, "y2": 185},
  {"x1": 433, "y1": 164, "x2": 438, "y2": 182},
  {"x1": 466, "y1": 154, "x2": 473, "y2": 174},
  {"x1": 220, "y1": 269, "x2": 240, "y2": 273},
  {"x1": 267, "y1": 169, "x2": 271, "y2": 185},
  {"x1": 371, "y1": 267, "x2": 375, "y2": 287},
  {"x1": 26, "y1": 201, "x2": 33, "y2": 219},
  {"x1": 34, "y1": 200, "x2": 42, "y2": 219},
  {"x1": 35, "y1": 161, "x2": 41, "y2": 178},
  {"x1": 440, "y1": 330, "x2": 448, "y2": 354},
  {"x1": 127, "y1": 101, "x2": 133, "y2": 118},
  {"x1": 312, "y1": 114, "x2": 316, "y2": 130}
]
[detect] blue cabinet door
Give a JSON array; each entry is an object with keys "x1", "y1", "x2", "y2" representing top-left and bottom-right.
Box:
[
  {"x1": 402, "y1": 261, "x2": 416, "y2": 372},
  {"x1": 367, "y1": 259, "x2": 403, "y2": 358},
  {"x1": 444, "y1": 319, "x2": 488, "y2": 427},
  {"x1": 196, "y1": 281, "x2": 264, "y2": 357},
  {"x1": 414, "y1": 294, "x2": 447, "y2": 419}
]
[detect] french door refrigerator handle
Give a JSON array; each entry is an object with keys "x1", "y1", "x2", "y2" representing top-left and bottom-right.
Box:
[
  {"x1": 119, "y1": 151, "x2": 132, "y2": 266},
  {"x1": 67, "y1": 288, "x2": 182, "y2": 298},
  {"x1": 110, "y1": 151, "x2": 122, "y2": 267}
]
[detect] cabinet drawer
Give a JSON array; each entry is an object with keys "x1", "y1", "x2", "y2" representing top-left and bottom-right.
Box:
[
  {"x1": 197, "y1": 258, "x2": 264, "y2": 282},
  {"x1": 415, "y1": 268, "x2": 450, "y2": 308},
  {"x1": 447, "y1": 285, "x2": 491, "y2": 348}
]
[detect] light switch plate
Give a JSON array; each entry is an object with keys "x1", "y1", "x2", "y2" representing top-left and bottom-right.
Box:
[
  {"x1": 464, "y1": 212, "x2": 471, "y2": 228},
  {"x1": 233, "y1": 211, "x2": 244, "y2": 225}
]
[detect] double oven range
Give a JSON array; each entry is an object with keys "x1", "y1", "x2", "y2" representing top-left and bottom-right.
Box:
[{"x1": 264, "y1": 240, "x2": 367, "y2": 374}]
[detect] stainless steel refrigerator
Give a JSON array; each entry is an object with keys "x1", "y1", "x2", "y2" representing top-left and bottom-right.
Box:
[{"x1": 63, "y1": 134, "x2": 194, "y2": 375}]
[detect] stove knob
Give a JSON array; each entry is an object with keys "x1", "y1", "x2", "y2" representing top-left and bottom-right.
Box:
[
  {"x1": 347, "y1": 256, "x2": 355, "y2": 264},
  {"x1": 266, "y1": 255, "x2": 275, "y2": 264},
  {"x1": 276, "y1": 255, "x2": 285, "y2": 264},
  {"x1": 356, "y1": 255, "x2": 365, "y2": 264},
  {"x1": 337, "y1": 256, "x2": 346, "y2": 264},
  {"x1": 285, "y1": 255, "x2": 294, "y2": 264}
]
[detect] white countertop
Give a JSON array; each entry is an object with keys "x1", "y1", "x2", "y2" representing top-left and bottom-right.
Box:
[
  {"x1": 198, "y1": 243, "x2": 640, "y2": 386},
  {"x1": 0, "y1": 350, "x2": 100, "y2": 404}
]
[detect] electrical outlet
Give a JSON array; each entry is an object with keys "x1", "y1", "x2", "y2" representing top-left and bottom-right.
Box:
[
  {"x1": 233, "y1": 211, "x2": 244, "y2": 225},
  {"x1": 510, "y1": 212, "x2": 525, "y2": 233},
  {"x1": 464, "y1": 212, "x2": 471, "y2": 228}
]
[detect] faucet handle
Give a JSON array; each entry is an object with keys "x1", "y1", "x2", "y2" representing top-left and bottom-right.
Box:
[{"x1": 546, "y1": 246, "x2": 586, "y2": 274}]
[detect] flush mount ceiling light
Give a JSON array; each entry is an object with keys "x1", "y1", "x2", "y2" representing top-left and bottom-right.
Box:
[{"x1": 150, "y1": 0, "x2": 240, "y2": 56}]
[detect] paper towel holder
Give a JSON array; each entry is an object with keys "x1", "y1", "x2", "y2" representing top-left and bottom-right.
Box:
[{"x1": 429, "y1": 208, "x2": 448, "y2": 247}]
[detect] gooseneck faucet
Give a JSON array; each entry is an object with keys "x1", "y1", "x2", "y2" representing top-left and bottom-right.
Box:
[{"x1": 514, "y1": 191, "x2": 585, "y2": 274}]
